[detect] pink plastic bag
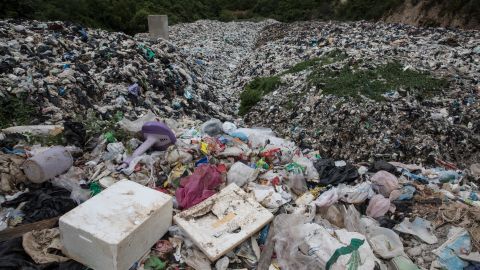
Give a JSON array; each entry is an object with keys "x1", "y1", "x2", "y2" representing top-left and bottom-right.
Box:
[
  {"x1": 175, "y1": 165, "x2": 223, "y2": 209},
  {"x1": 366, "y1": 194, "x2": 391, "y2": 218},
  {"x1": 371, "y1": 170, "x2": 399, "y2": 197}
]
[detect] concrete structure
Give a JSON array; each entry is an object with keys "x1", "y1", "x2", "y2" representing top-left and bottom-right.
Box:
[
  {"x1": 148, "y1": 15, "x2": 168, "y2": 40},
  {"x1": 60, "y1": 180, "x2": 172, "y2": 270}
]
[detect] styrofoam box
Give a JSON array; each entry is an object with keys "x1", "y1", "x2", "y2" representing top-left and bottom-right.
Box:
[{"x1": 60, "y1": 180, "x2": 172, "y2": 270}]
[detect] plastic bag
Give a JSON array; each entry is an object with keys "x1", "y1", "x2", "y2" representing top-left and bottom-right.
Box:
[
  {"x1": 273, "y1": 214, "x2": 319, "y2": 270},
  {"x1": 175, "y1": 165, "x2": 223, "y2": 209},
  {"x1": 366, "y1": 195, "x2": 390, "y2": 218},
  {"x1": 166, "y1": 147, "x2": 193, "y2": 164},
  {"x1": 286, "y1": 171, "x2": 307, "y2": 195},
  {"x1": 51, "y1": 167, "x2": 90, "y2": 204},
  {"x1": 314, "y1": 188, "x2": 339, "y2": 208},
  {"x1": 227, "y1": 162, "x2": 259, "y2": 187},
  {"x1": 290, "y1": 223, "x2": 377, "y2": 270},
  {"x1": 118, "y1": 111, "x2": 158, "y2": 134},
  {"x1": 390, "y1": 185, "x2": 416, "y2": 201},
  {"x1": 184, "y1": 248, "x2": 212, "y2": 270},
  {"x1": 314, "y1": 159, "x2": 359, "y2": 186},
  {"x1": 324, "y1": 204, "x2": 344, "y2": 228},
  {"x1": 338, "y1": 182, "x2": 374, "y2": 204},
  {"x1": 343, "y1": 205, "x2": 362, "y2": 233},
  {"x1": 222, "y1": 121, "x2": 237, "y2": 134},
  {"x1": 294, "y1": 156, "x2": 320, "y2": 182},
  {"x1": 215, "y1": 257, "x2": 229, "y2": 270},
  {"x1": 236, "y1": 128, "x2": 274, "y2": 149},
  {"x1": 248, "y1": 183, "x2": 291, "y2": 209},
  {"x1": 201, "y1": 119, "x2": 223, "y2": 136},
  {"x1": 365, "y1": 225, "x2": 405, "y2": 259},
  {"x1": 371, "y1": 171, "x2": 399, "y2": 197}
]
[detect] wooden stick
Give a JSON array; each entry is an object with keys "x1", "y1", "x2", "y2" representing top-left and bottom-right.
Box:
[{"x1": 0, "y1": 217, "x2": 59, "y2": 242}]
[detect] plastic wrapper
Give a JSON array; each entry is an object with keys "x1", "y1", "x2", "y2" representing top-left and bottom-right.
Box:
[{"x1": 51, "y1": 167, "x2": 90, "y2": 204}]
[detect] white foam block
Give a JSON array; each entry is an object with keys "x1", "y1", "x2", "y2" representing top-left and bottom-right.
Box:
[
  {"x1": 60, "y1": 180, "x2": 172, "y2": 270},
  {"x1": 174, "y1": 183, "x2": 273, "y2": 261}
]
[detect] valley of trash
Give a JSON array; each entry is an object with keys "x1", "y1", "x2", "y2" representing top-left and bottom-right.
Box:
[{"x1": 0, "y1": 18, "x2": 480, "y2": 270}]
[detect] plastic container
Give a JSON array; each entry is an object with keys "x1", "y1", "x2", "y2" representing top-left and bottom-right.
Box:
[{"x1": 23, "y1": 146, "x2": 73, "y2": 183}]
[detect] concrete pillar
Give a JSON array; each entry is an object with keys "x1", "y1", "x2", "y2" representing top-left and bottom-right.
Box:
[{"x1": 148, "y1": 15, "x2": 168, "y2": 40}]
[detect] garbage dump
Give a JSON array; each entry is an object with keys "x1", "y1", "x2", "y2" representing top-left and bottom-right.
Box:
[
  {"x1": 238, "y1": 21, "x2": 480, "y2": 168},
  {"x1": 0, "y1": 18, "x2": 480, "y2": 270}
]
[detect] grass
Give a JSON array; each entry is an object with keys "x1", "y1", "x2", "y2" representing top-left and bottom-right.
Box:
[
  {"x1": 283, "y1": 58, "x2": 322, "y2": 74},
  {"x1": 27, "y1": 133, "x2": 65, "y2": 146},
  {"x1": 308, "y1": 61, "x2": 449, "y2": 101},
  {"x1": 283, "y1": 50, "x2": 348, "y2": 75},
  {"x1": 239, "y1": 50, "x2": 348, "y2": 115},
  {"x1": 0, "y1": 95, "x2": 37, "y2": 129},
  {"x1": 239, "y1": 76, "x2": 282, "y2": 115}
]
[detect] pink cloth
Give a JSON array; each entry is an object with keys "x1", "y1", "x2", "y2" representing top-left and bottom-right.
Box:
[{"x1": 175, "y1": 165, "x2": 223, "y2": 209}]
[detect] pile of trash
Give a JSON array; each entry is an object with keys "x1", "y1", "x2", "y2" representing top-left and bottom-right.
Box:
[
  {"x1": 1, "y1": 18, "x2": 480, "y2": 270},
  {"x1": 0, "y1": 19, "x2": 228, "y2": 127},
  {"x1": 237, "y1": 21, "x2": 480, "y2": 167},
  {"x1": 1, "y1": 114, "x2": 480, "y2": 270},
  {"x1": 162, "y1": 20, "x2": 276, "y2": 116}
]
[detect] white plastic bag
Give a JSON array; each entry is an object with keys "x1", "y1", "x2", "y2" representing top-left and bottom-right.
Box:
[
  {"x1": 51, "y1": 167, "x2": 90, "y2": 203},
  {"x1": 338, "y1": 182, "x2": 375, "y2": 204},
  {"x1": 227, "y1": 162, "x2": 259, "y2": 187}
]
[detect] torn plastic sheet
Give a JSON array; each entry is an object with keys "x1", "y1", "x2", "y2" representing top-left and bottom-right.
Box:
[
  {"x1": 433, "y1": 227, "x2": 471, "y2": 270},
  {"x1": 394, "y1": 217, "x2": 438, "y2": 244}
]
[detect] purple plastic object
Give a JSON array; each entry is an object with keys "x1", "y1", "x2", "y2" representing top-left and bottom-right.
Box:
[
  {"x1": 123, "y1": 121, "x2": 176, "y2": 165},
  {"x1": 128, "y1": 83, "x2": 140, "y2": 96}
]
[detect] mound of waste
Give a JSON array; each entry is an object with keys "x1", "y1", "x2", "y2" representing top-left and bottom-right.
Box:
[
  {"x1": 0, "y1": 19, "x2": 480, "y2": 270},
  {"x1": 238, "y1": 21, "x2": 480, "y2": 167},
  {"x1": 0, "y1": 19, "x2": 228, "y2": 131}
]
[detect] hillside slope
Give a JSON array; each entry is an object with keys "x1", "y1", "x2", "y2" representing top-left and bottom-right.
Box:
[{"x1": 384, "y1": 0, "x2": 480, "y2": 29}]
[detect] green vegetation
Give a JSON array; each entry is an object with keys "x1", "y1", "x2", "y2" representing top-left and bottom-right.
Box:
[
  {"x1": 308, "y1": 61, "x2": 449, "y2": 101},
  {"x1": 0, "y1": 95, "x2": 37, "y2": 129},
  {"x1": 0, "y1": 0, "x2": 406, "y2": 35},
  {"x1": 283, "y1": 50, "x2": 348, "y2": 75},
  {"x1": 1, "y1": 0, "x2": 478, "y2": 34},
  {"x1": 239, "y1": 50, "x2": 348, "y2": 114},
  {"x1": 283, "y1": 58, "x2": 322, "y2": 74},
  {"x1": 335, "y1": 0, "x2": 403, "y2": 20},
  {"x1": 75, "y1": 110, "x2": 133, "y2": 144},
  {"x1": 27, "y1": 133, "x2": 65, "y2": 146},
  {"x1": 239, "y1": 76, "x2": 281, "y2": 115}
]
